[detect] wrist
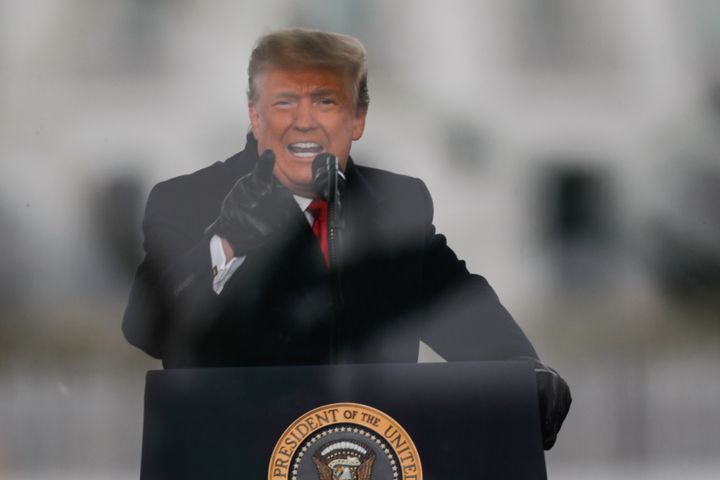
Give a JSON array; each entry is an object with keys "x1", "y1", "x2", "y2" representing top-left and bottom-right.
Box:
[{"x1": 220, "y1": 237, "x2": 235, "y2": 260}]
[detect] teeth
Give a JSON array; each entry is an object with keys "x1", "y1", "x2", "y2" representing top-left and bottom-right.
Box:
[
  {"x1": 287, "y1": 142, "x2": 324, "y2": 158},
  {"x1": 290, "y1": 151, "x2": 316, "y2": 158},
  {"x1": 290, "y1": 142, "x2": 321, "y2": 149}
]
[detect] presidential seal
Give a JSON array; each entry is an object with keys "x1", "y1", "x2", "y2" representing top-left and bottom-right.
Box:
[{"x1": 268, "y1": 403, "x2": 422, "y2": 480}]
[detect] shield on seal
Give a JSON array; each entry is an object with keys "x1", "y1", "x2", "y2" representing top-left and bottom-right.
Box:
[{"x1": 311, "y1": 440, "x2": 376, "y2": 480}]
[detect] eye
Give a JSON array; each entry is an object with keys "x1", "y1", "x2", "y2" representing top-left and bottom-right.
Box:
[
  {"x1": 318, "y1": 98, "x2": 337, "y2": 106},
  {"x1": 272, "y1": 99, "x2": 294, "y2": 108}
]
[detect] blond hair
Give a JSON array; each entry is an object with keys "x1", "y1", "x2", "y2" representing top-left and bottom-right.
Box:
[{"x1": 248, "y1": 28, "x2": 369, "y2": 111}]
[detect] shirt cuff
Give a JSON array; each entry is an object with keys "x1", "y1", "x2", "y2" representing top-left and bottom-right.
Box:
[{"x1": 209, "y1": 234, "x2": 245, "y2": 294}]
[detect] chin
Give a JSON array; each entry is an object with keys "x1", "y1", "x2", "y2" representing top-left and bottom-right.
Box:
[
  {"x1": 289, "y1": 169, "x2": 313, "y2": 186},
  {"x1": 277, "y1": 171, "x2": 313, "y2": 194}
]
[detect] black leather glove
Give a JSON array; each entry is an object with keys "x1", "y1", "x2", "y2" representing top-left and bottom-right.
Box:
[
  {"x1": 531, "y1": 359, "x2": 571, "y2": 450},
  {"x1": 209, "y1": 149, "x2": 296, "y2": 256}
]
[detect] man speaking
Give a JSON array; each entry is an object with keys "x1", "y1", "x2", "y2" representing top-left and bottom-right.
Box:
[{"x1": 122, "y1": 28, "x2": 570, "y2": 449}]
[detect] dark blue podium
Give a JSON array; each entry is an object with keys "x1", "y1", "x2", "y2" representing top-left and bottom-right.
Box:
[{"x1": 140, "y1": 361, "x2": 546, "y2": 479}]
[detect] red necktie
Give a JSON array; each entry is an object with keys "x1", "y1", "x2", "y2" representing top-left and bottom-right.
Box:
[{"x1": 307, "y1": 198, "x2": 329, "y2": 266}]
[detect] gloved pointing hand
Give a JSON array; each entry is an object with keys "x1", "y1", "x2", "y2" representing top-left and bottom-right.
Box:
[{"x1": 209, "y1": 149, "x2": 296, "y2": 257}]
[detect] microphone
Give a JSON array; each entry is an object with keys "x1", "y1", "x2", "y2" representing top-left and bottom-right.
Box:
[{"x1": 312, "y1": 153, "x2": 345, "y2": 200}]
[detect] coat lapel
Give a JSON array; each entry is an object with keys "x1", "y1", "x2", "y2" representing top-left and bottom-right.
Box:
[
  {"x1": 339, "y1": 160, "x2": 404, "y2": 314},
  {"x1": 341, "y1": 159, "x2": 390, "y2": 264}
]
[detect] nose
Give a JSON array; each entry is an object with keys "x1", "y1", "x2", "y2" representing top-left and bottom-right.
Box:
[{"x1": 293, "y1": 99, "x2": 316, "y2": 132}]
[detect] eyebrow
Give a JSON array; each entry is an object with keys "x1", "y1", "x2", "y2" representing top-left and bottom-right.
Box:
[
  {"x1": 310, "y1": 88, "x2": 339, "y2": 98},
  {"x1": 271, "y1": 92, "x2": 300, "y2": 100},
  {"x1": 270, "y1": 88, "x2": 341, "y2": 101}
]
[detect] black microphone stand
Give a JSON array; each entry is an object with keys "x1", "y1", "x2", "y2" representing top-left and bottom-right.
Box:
[{"x1": 313, "y1": 154, "x2": 345, "y2": 364}]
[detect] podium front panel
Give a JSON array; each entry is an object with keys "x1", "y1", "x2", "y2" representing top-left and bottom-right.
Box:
[{"x1": 141, "y1": 361, "x2": 546, "y2": 479}]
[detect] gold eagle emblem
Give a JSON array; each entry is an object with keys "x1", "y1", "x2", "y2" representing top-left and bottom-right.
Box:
[{"x1": 311, "y1": 440, "x2": 376, "y2": 480}]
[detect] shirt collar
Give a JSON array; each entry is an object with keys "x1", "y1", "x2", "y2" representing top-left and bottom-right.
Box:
[{"x1": 294, "y1": 194, "x2": 313, "y2": 211}]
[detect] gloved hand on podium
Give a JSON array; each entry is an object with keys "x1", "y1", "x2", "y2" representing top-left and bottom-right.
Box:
[{"x1": 531, "y1": 359, "x2": 571, "y2": 450}]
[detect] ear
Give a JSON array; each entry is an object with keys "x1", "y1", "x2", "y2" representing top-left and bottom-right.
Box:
[
  {"x1": 248, "y1": 103, "x2": 260, "y2": 133},
  {"x1": 352, "y1": 107, "x2": 367, "y2": 141}
]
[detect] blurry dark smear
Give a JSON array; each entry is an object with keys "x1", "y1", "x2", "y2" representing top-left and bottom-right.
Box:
[
  {"x1": 650, "y1": 165, "x2": 720, "y2": 312},
  {"x1": 91, "y1": 173, "x2": 144, "y2": 282},
  {"x1": 441, "y1": 117, "x2": 490, "y2": 172},
  {"x1": 0, "y1": 206, "x2": 27, "y2": 314},
  {"x1": 537, "y1": 161, "x2": 617, "y2": 292}
]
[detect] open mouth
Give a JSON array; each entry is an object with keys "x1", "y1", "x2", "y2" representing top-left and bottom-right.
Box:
[{"x1": 287, "y1": 142, "x2": 324, "y2": 158}]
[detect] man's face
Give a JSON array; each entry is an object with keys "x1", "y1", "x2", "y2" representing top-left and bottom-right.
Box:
[{"x1": 249, "y1": 67, "x2": 367, "y2": 197}]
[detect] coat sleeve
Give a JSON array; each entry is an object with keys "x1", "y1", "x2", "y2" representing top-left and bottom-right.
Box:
[
  {"x1": 122, "y1": 182, "x2": 216, "y2": 360},
  {"x1": 413, "y1": 179, "x2": 539, "y2": 361}
]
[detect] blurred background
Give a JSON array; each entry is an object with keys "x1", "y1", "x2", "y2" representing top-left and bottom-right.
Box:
[{"x1": 1, "y1": 0, "x2": 719, "y2": 478}]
